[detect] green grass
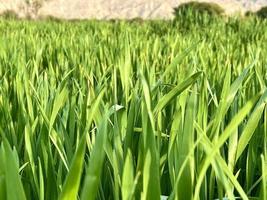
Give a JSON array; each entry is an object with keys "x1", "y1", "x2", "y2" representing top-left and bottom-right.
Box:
[{"x1": 0, "y1": 15, "x2": 267, "y2": 200}]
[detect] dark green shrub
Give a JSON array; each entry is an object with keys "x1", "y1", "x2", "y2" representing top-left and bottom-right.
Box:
[
  {"x1": 173, "y1": 1, "x2": 224, "y2": 18},
  {"x1": 0, "y1": 10, "x2": 19, "y2": 19},
  {"x1": 173, "y1": 2, "x2": 224, "y2": 33},
  {"x1": 245, "y1": 11, "x2": 255, "y2": 17},
  {"x1": 256, "y1": 6, "x2": 267, "y2": 19}
]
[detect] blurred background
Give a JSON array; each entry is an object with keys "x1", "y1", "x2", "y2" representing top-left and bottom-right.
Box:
[{"x1": 1, "y1": 0, "x2": 267, "y2": 20}]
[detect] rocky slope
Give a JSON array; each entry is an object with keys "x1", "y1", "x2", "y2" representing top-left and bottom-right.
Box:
[{"x1": 1, "y1": 0, "x2": 267, "y2": 19}]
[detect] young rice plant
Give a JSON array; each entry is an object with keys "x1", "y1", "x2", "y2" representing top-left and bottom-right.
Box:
[{"x1": 0, "y1": 15, "x2": 267, "y2": 200}]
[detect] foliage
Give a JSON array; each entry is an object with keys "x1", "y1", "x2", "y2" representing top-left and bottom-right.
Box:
[
  {"x1": 174, "y1": 1, "x2": 225, "y2": 17},
  {"x1": 173, "y1": 2, "x2": 225, "y2": 32},
  {"x1": 0, "y1": 16, "x2": 267, "y2": 200},
  {"x1": 0, "y1": 10, "x2": 19, "y2": 19},
  {"x1": 256, "y1": 6, "x2": 267, "y2": 19}
]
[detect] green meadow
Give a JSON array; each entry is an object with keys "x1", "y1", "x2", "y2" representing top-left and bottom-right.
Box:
[{"x1": 0, "y1": 10, "x2": 267, "y2": 200}]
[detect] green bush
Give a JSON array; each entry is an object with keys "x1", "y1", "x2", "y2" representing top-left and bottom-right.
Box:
[
  {"x1": 173, "y1": 1, "x2": 225, "y2": 31},
  {"x1": 245, "y1": 10, "x2": 254, "y2": 17},
  {"x1": 256, "y1": 6, "x2": 267, "y2": 19},
  {"x1": 173, "y1": 1, "x2": 224, "y2": 18},
  {"x1": 0, "y1": 10, "x2": 19, "y2": 19}
]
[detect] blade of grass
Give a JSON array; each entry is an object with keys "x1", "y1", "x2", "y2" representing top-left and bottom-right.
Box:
[
  {"x1": 81, "y1": 112, "x2": 108, "y2": 200},
  {"x1": 59, "y1": 134, "x2": 86, "y2": 200}
]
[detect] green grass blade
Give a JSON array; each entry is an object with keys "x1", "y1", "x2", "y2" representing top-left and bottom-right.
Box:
[
  {"x1": 59, "y1": 134, "x2": 86, "y2": 200},
  {"x1": 81, "y1": 114, "x2": 107, "y2": 200},
  {"x1": 193, "y1": 93, "x2": 260, "y2": 200},
  {"x1": 122, "y1": 150, "x2": 135, "y2": 200},
  {"x1": 154, "y1": 72, "x2": 201, "y2": 113},
  {"x1": 49, "y1": 87, "x2": 69, "y2": 131},
  {"x1": 140, "y1": 74, "x2": 161, "y2": 200},
  {"x1": 2, "y1": 139, "x2": 27, "y2": 200},
  {"x1": 161, "y1": 40, "x2": 200, "y2": 78},
  {"x1": 236, "y1": 90, "x2": 267, "y2": 160},
  {"x1": 176, "y1": 88, "x2": 197, "y2": 200}
]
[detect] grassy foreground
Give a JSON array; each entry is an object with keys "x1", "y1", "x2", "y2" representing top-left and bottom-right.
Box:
[{"x1": 0, "y1": 16, "x2": 267, "y2": 200}]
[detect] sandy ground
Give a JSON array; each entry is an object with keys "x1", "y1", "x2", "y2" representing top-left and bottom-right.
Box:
[{"x1": 1, "y1": 0, "x2": 267, "y2": 19}]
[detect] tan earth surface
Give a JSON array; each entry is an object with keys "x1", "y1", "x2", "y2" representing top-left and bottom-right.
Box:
[{"x1": 1, "y1": 0, "x2": 267, "y2": 19}]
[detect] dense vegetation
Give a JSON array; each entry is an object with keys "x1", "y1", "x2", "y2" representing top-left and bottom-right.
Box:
[
  {"x1": 173, "y1": 1, "x2": 225, "y2": 24},
  {"x1": 0, "y1": 12, "x2": 267, "y2": 200},
  {"x1": 256, "y1": 6, "x2": 267, "y2": 19}
]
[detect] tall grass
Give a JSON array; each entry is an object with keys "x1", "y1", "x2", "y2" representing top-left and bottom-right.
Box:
[{"x1": 0, "y1": 15, "x2": 267, "y2": 200}]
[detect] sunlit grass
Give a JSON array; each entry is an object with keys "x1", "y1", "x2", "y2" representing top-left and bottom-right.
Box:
[{"x1": 0, "y1": 16, "x2": 266, "y2": 200}]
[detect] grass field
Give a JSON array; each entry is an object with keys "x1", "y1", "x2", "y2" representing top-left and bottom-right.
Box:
[{"x1": 0, "y1": 14, "x2": 267, "y2": 200}]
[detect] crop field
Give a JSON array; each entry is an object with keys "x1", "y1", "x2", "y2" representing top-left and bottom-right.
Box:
[{"x1": 0, "y1": 13, "x2": 267, "y2": 200}]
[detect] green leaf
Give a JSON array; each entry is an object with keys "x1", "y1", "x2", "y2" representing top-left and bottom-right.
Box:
[
  {"x1": 176, "y1": 88, "x2": 197, "y2": 200},
  {"x1": 2, "y1": 139, "x2": 27, "y2": 200},
  {"x1": 154, "y1": 72, "x2": 202, "y2": 113},
  {"x1": 210, "y1": 62, "x2": 255, "y2": 139},
  {"x1": 49, "y1": 87, "x2": 69, "y2": 131},
  {"x1": 161, "y1": 40, "x2": 200, "y2": 78},
  {"x1": 122, "y1": 150, "x2": 135, "y2": 200},
  {"x1": 236, "y1": 89, "x2": 267, "y2": 160},
  {"x1": 140, "y1": 74, "x2": 161, "y2": 200},
  {"x1": 59, "y1": 134, "x2": 86, "y2": 200},
  {"x1": 195, "y1": 123, "x2": 249, "y2": 200},
  {"x1": 193, "y1": 93, "x2": 260, "y2": 200},
  {"x1": 81, "y1": 114, "x2": 107, "y2": 200}
]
